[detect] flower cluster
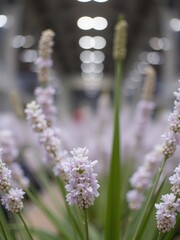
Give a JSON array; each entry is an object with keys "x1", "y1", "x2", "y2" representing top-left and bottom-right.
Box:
[
  {"x1": 25, "y1": 101, "x2": 67, "y2": 179},
  {"x1": 0, "y1": 130, "x2": 29, "y2": 189},
  {"x1": 35, "y1": 29, "x2": 57, "y2": 126},
  {"x1": 25, "y1": 101, "x2": 47, "y2": 132},
  {"x1": 155, "y1": 163, "x2": 180, "y2": 233},
  {"x1": 65, "y1": 147, "x2": 100, "y2": 209},
  {"x1": 127, "y1": 145, "x2": 163, "y2": 210},
  {"x1": 133, "y1": 66, "x2": 156, "y2": 149},
  {"x1": 169, "y1": 163, "x2": 180, "y2": 197},
  {"x1": 161, "y1": 81, "x2": 180, "y2": 159},
  {"x1": 36, "y1": 29, "x2": 55, "y2": 84},
  {"x1": 34, "y1": 86, "x2": 56, "y2": 125},
  {"x1": 155, "y1": 193, "x2": 180, "y2": 233},
  {"x1": 0, "y1": 149, "x2": 24, "y2": 213}
]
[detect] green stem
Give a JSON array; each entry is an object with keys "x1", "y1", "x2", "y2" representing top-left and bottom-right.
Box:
[
  {"x1": 0, "y1": 218, "x2": 9, "y2": 240},
  {"x1": 157, "y1": 232, "x2": 163, "y2": 240},
  {"x1": 0, "y1": 206, "x2": 12, "y2": 240},
  {"x1": 123, "y1": 212, "x2": 134, "y2": 240},
  {"x1": 55, "y1": 177, "x2": 84, "y2": 240},
  {"x1": 18, "y1": 212, "x2": 34, "y2": 240},
  {"x1": 84, "y1": 209, "x2": 89, "y2": 240},
  {"x1": 132, "y1": 157, "x2": 166, "y2": 240},
  {"x1": 105, "y1": 60, "x2": 121, "y2": 240}
]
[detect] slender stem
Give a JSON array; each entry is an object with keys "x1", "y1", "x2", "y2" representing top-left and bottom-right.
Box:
[
  {"x1": 84, "y1": 209, "x2": 89, "y2": 240},
  {"x1": 0, "y1": 206, "x2": 13, "y2": 240},
  {"x1": 132, "y1": 157, "x2": 166, "y2": 240},
  {"x1": 0, "y1": 219, "x2": 9, "y2": 240},
  {"x1": 157, "y1": 232, "x2": 162, "y2": 240},
  {"x1": 123, "y1": 212, "x2": 134, "y2": 240},
  {"x1": 55, "y1": 177, "x2": 84, "y2": 240},
  {"x1": 18, "y1": 212, "x2": 34, "y2": 240}
]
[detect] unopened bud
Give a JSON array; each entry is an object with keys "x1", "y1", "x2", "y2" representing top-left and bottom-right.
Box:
[{"x1": 113, "y1": 18, "x2": 128, "y2": 61}]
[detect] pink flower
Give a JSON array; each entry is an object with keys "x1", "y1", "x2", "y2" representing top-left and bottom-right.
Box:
[{"x1": 65, "y1": 147, "x2": 100, "y2": 209}]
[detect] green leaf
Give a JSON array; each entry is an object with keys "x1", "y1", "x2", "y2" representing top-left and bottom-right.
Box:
[
  {"x1": 26, "y1": 189, "x2": 71, "y2": 239},
  {"x1": 30, "y1": 228, "x2": 62, "y2": 240},
  {"x1": 0, "y1": 206, "x2": 13, "y2": 240},
  {"x1": 104, "y1": 61, "x2": 122, "y2": 240},
  {"x1": 132, "y1": 158, "x2": 166, "y2": 240},
  {"x1": 55, "y1": 177, "x2": 84, "y2": 240}
]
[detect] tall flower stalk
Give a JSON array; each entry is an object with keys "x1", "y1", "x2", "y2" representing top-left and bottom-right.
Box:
[
  {"x1": 64, "y1": 147, "x2": 100, "y2": 240},
  {"x1": 155, "y1": 163, "x2": 180, "y2": 236},
  {"x1": 132, "y1": 79, "x2": 180, "y2": 239},
  {"x1": 0, "y1": 149, "x2": 33, "y2": 240},
  {"x1": 35, "y1": 29, "x2": 56, "y2": 127},
  {"x1": 105, "y1": 16, "x2": 127, "y2": 240},
  {"x1": 133, "y1": 65, "x2": 156, "y2": 151}
]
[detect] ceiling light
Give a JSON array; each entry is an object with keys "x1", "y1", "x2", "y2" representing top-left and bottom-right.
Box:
[
  {"x1": 77, "y1": 0, "x2": 108, "y2": 2},
  {"x1": 77, "y1": 16, "x2": 108, "y2": 30},
  {"x1": 12, "y1": 35, "x2": 25, "y2": 48},
  {"x1": 79, "y1": 36, "x2": 94, "y2": 49},
  {"x1": 170, "y1": 18, "x2": 180, "y2": 32},
  {"x1": 82, "y1": 72, "x2": 103, "y2": 81},
  {"x1": 136, "y1": 62, "x2": 148, "y2": 74},
  {"x1": 23, "y1": 35, "x2": 35, "y2": 48},
  {"x1": 147, "y1": 52, "x2": 164, "y2": 65},
  {"x1": 77, "y1": 16, "x2": 93, "y2": 30},
  {"x1": 93, "y1": 17, "x2": 108, "y2": 30},
  {"x1": 20, "y1": 50, "x2": 37, "y2": 63},
  {"x1": 93, "y1": 51, "x2": 105, "y2": 63},
  {"x1": 80, "y1": 51, "x2": 94, "y2": 63},
  {"x1": 80, "y1": 50, "x2": 105, "y2": 63},
  {"x1": 0, "y1": 15, "x2": 7, "y2": 28},
  {"x1": 93, "y1": 0, "x2": 108, "y2": 2},
  {"x1": 79, "y1": 36, "x2": 106, "y2": 49},
  {"x1": 81, "y1": 63, "x2": 104, "y2": 73},
  {"x1": 161, "y1": 38, "x2": 171, "y2": 50},
  {"x1": 93, "y1": 36, "x2": 106, "y2": 49},
  {"x1": 149, "y1": 37, "x2": 163, "y2": 50},
  {"x1": 78, "y1": 0, "x2": 91, "y2": 2}
]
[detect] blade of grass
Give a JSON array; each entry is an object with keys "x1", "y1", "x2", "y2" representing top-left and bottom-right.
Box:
[
  {"x1": 0, "y1": 206, "x2": 13, "y2": 240},
  {"x1": 26, "y1": 188, "x2": 71, "y2": 239},
  {"x1": 132, "y1": 157, "x2": 166, "y2": 240},
  {"x1": 55, "y1": 176, "x2": 84, "y2": 240},
  {"x1": 104, "y1": 60, "x2": 121, "y2": 240},
  {"x1": 18, "y1": 212, "x2": 33, "y2": 240},
  {"x1": 30, "y1": 228, "x2": 62, "y2": 240}
]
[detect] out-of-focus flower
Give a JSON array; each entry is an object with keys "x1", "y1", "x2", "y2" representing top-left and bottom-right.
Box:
[
  {"x1": 25, "y1": 101, "x2": 47, "y2": 133},
  {"x1": 126, "y1": 189, "x2": 144, "y2": 210},
  {"x1": 169, "y1": 163, "x2": 180, "y2": 197},
  {"x1": 0, "y1": 163, "x2": 11, "y2": 193},
  {"x1": 162, "y1": 131, "x2": 176, "y2": 159},
  {"x1": 1, "y1": 188, "x2": 25, "y2": 213},
  {"x1": 34, "y1": 86, "x2": 56, "y2": 124},
  {"x1": 127, "y1": 145, "x2": 163, "y2": 210},
  {"x1": 155, "y1": 193, "x2": 179, "y2": 233}
]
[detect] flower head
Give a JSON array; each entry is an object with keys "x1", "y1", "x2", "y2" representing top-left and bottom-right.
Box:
[
  {"x1": 65, "y1": 147, "x2": 100, "y2": 209},
  {"x1": 0, "y1": 160, "x2": 11, "y2": 193},
  {"x1": 162, "y1": 131, "x2": 176, "y2": 159},
  {"x1": 1, "y1": 188, "x2": 25, "y2": 213},
  {"x1": 169, "y1": 163, "x2": 180, "y2": 197},
  {"x1": 126, "y1": 189, "x2": 144, "y2": 210},
  {"x1": 25, "y1": 101, "x2": 47, "y2": 132},
  {"x1": 155, "y1": 193, "x2": 179, "y2": 233}
]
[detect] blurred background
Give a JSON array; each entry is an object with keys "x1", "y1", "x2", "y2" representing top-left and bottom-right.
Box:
[
  {"x1": 1, "y1": 0, "x2": 180, "y2": 233},
  {"x1": 0, "y1": 0, "x2": 180, "y2": 112}
]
